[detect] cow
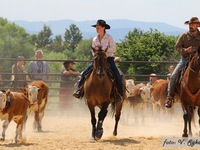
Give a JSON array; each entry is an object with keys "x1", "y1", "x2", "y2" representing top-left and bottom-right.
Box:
[
  {"x1": 0, "y1": 89, "x2": 29, "y2": 143},
  {"x1": 21, "y1": 80, "x2": 49, "y2": 132},
  {"x1": 125, "y1": 79, "x2": 135, "y2": 97},
  {"x1": 122, "y1": 83, "x2": 152, "y2": 125},
  {"x1": 150, "y1": 79, "x2": 178, "y2": 120}
]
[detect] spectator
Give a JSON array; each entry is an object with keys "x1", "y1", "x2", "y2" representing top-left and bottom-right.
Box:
[
  {"x1": 147, "y1": 73, "x2": 158, "y2": 87},
  {"x1": 27, "y1": 50, "x2": 50, "y2": 82},
  {"x1": 11, "y1": 56, "x2": 27, "y2": 91},
  {"x1": 59, "y1": 60, "x2": 80, "y2": 108},
  {"x1": 167, "y1": 65, "x2": 175, "y2": 81}
]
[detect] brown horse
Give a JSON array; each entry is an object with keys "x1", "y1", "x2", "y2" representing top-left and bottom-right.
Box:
[
  {"x1": 178, "y1": 47, "x2": 200, "y2": 137},
  {"x1": 84, "y1": 48, "x2": 125, "y2": 140}
]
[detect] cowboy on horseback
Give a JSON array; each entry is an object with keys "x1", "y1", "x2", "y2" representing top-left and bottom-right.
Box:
[
  {"x1": 73, "y1": 19, "x2": 123, "y2": 102},
  {"x1": 165, "y1": 17, "x2": 200, "y2": 108}
]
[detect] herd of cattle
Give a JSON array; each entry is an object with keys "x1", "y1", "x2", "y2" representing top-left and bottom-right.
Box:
[
  {"x1": 0, "y1": 78, "x2": 178, "y2": 144},
  {"x1": 124, "y1": 79, "x2": 178, "y2": 124},
  {"x1": 0, "y1": 80, "x2": 49, "y2": 143}
]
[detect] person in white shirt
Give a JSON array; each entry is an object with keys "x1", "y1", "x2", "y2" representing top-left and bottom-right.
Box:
[{"x1": 73, "y1": 19, "x2": 123, "y2": 102}]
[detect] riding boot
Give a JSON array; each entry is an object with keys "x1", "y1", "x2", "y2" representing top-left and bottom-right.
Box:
[
  {"x1": 73, "y1": 78, "x2": 84, "y2": 99},
  {"x1": 165, "y1": 86, "x2": 175, "y2": 108},
  {"x1": 115, "y1": 94, "x2": 123, "y2": 103}
]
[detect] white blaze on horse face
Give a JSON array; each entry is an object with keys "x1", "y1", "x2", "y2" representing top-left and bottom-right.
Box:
[
  {"x1": 27, "y1": 86, "x2": 39, "y2": 103},
  {"x1": 0, "y1": 91, "x2": 7, "y2": 110}
]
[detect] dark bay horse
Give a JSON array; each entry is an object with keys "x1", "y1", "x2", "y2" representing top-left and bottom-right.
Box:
[
  {"x1": 178, "y1": 47, "x2": 200, "y2": 137},
  {"x1": 84, "y1": 48, "x2": 126, "y2": 140}
]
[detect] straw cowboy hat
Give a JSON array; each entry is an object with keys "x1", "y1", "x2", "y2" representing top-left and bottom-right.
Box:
[
  {"x1": 114, "y1": 57, "x2": 121, "y2": 62},
  {"x1": 91, "y1": 19, "x2": 111, "y2": 29},
  {"x1": 184, "y1": 17, "x2": 200, "y2": 26}
]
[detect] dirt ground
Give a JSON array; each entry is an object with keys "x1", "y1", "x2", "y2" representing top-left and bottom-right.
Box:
[{"x1": 0, "y1": 98, "x2": 200, "y2": 150}]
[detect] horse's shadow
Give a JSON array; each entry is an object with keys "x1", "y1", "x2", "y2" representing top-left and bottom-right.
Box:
[
  {"x1": 95, "y1": 137, "x2": 140, "y2": 146},
  {"x1": 0, "y1": 142, "x2": 35, "y2": 147}
]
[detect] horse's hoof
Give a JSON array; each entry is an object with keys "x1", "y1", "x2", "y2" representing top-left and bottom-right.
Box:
[
  {"x1": 95, "y1": 128, "x2": 103, "y2": 140},
  {"x1": 113, "y1": 131, "x2": 117, "y2": 136},
  {"x1": 182, "y1": 133, "x2": 188, "y2": 137}
]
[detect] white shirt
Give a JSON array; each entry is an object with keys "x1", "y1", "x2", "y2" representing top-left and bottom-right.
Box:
[{"x1": 92, "y1": 33, "x2": 116, "y2": 57}]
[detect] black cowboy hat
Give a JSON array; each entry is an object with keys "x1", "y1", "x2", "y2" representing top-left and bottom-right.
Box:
[
  {"x1": 91, "y1": 19, "x2": 111, "y2": 29},
  {"x1": 184, "y1": 17, "x2": 200, "y2": 26}
]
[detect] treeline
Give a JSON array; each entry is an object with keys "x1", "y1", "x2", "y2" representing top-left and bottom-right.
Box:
[{"x1": 0, "y1": 17, "x2": 179, "y2": 82}]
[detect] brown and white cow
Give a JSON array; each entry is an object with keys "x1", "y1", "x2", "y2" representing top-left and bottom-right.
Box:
[
  {"x1": 150, "y1": 79, "x2": 178, "y2": 120},
  {"x1": 21, "y1": 81, "x2": 49, "y2": 132},
  {"x1": 122, "y1": 83, "x2": 152, "y2": 124},
  {"x1": 0, "y1": 89, "x2": 29, "y2": 143}
]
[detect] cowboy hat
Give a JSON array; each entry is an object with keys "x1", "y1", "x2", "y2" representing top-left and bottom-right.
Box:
[
  {"x1": 114, "y1": 57, "x2": 121, "y2": 62},
  {"x1": 91, "y1": 19, "x2": 111, "y2": 29},
  {"x1": 63, "y1": 60, "x2": 75, "y2": 66},
  {"x1": 17, "y1": 56, "x2": 24, "y2": 60},
  {"x1": 184, "y1": 17, "x2": 200, "y2": 25},
  {"x1": 150, "y1": 73, "x2": 157, "y2": 77}
]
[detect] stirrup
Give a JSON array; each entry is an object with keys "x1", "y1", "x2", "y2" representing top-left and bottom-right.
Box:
[{"x1": 73, "y1": 89, "x2": 81, "y2": 99}]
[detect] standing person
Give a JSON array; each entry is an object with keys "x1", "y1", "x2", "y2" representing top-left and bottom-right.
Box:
[
  {"x1": 167, "y1": 65, "x2": 175, "y2": 81},
  {"x1": 147, "y1": 73, "x2": 158, "y2": 87},
  {"x1": 11, "y1": 56, "x2": 27, "y2": 91},
  {"x1": 165, "y1": 17, "x2": 200, "y2": 108},
  {"x1": 73, "y1": 19, "x2": 124, "y2": 102},
  {"x1": 59, "y1": 60, "x2": 80, "y2": 107},
  {"x1": 27, "y1": 50, "x2": 50, "y2": 82}
]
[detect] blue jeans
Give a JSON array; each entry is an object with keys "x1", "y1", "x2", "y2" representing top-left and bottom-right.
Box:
[
  {"x1": 167, "y1": 56, "x2": 187, "y2": 97},
  {"x1": 78, "y1": 57, "x2": 123, "y2": 96}
]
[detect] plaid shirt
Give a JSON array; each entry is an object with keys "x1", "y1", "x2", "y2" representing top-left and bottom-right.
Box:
[{"x1": 92, "y1": 33, "x2": 116, "y2": 57}]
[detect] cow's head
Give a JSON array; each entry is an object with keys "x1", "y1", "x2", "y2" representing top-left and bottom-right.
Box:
[
  {"x1": 0, "y1": 90, "x2": 10, "y2": 110},
  {"x1": 138, "y1": 86, "x2": 151, "y2": 102},
  {"x1": 26, "y1": 85, "x2": 40, "y2": 104}
]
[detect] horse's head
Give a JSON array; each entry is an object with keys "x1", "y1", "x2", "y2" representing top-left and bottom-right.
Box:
[
  {"x1": 198, "y1": 46, "x2": 200, "y2": 66},
  {"x1": 188, "y1": 46, "x2": 200, "y2": 72},
  {"x1": 91, "y1": 46, "x2": 108, "y2": 78}
]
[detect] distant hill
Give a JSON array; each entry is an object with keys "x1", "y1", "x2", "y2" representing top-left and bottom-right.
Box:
[{"x1": 13, "y1": 19, "x2": 186, "y2": 42}]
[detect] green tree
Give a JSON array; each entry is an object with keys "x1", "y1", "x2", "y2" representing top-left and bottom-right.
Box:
[
  {"x1": 37, "y1": 25, "x2": 53, "y2": 48},
  {"x1": 0, "y1": 17, "x2": 34, "y2": 86},
  {"x1": 48, "y1": 35, "x2": 64, "y2": 52},
  {"x1": 64, "y1": 24, "x2": 82, "y2": 51},
  {"x1": 116, "y1": 28, "x2": 178, "y2": 80}
]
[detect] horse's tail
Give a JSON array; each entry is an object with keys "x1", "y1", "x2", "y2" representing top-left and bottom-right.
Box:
[
  {"x1": 110, "y1": 101, "x2": 116, "y2": 118},
  {"x1": 192, "y1": 107, "x2": 197, "y2": 129}
]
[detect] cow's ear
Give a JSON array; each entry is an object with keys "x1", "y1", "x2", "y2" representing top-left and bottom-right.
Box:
[
  {"x1": 37, "y1": 88, "x2": 41, "y2": 92},
  {"x1": 1, "y1": 90, "x2": 6, "y2": 93}
]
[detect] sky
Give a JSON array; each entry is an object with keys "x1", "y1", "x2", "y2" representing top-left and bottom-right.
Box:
[{"x1": 0, "y1": 0, "x2": 199, "y2": 29}]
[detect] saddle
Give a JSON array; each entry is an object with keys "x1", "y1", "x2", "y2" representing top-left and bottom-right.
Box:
[{"x1": 82, "y1": 65, "x2": 120, "y2": 99}]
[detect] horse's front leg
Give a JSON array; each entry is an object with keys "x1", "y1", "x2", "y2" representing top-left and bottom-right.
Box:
[
  {"x1": 183, "y1": 112, "x2": 188, "y2": 137},
  {"x1": 188, "y1": 106, "x2": 194, "y2": 137},
  {"x1": 88, "y1": 105, "x2": 96, "y2": 140},
  {"x1": 198, "y1": 107, "x2": 200, "y2": 136},
  {"x1": 95, "y1": 102, "x2": 109, "y2": 140},
  {"x1": 113, "y1": 102, "x2": 122, "y2": 136}
]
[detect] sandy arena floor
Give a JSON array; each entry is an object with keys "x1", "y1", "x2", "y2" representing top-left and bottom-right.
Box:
[{"x1": 0, "y1": 98, "x2": 200, "y2": 150}]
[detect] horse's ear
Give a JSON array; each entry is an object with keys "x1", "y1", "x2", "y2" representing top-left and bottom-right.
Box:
[
  {"x1": 91, "y1": 46, "x2": 96, "y2": 53},
  {"x1": 105, "y1": 47, "x2": 108, "y2": 52}
]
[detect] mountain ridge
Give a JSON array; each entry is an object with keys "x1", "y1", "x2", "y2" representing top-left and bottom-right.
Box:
[{"x1": 13, "y1": 19, "x2": 186, "y2": 42}]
